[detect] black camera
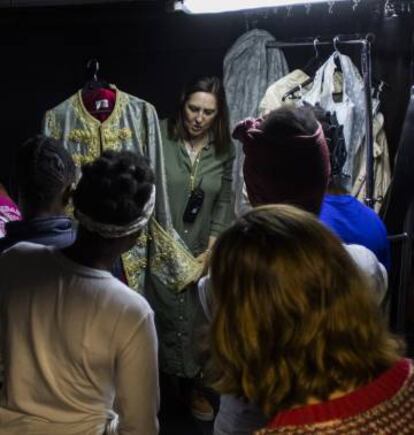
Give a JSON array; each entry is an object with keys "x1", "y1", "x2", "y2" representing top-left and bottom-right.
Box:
[{"x1": 183, "y1": 187, "x2": 205, "y2": 223}]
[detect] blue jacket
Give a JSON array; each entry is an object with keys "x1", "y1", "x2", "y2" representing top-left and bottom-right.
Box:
[
  {"x1": 320, "y1": 194, "x2": 391, "y2": 271},
  {"x1": 0, "y1": 216, "x2": 76, "y2": 253}
]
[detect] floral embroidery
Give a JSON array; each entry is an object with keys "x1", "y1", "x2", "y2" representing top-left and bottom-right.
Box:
[
  {"x1": 149, "y1": 219, "x2": 203, "y2": 292},
  {"x1": 121, "y1": 245, "x2": 147, "y2": 293},
  {"x1": 45, "y1": 111, "x2": 62, "y2": 140},
  {"x1": 71, "y1": 153, "x2": 96, "y2": 167},
  {"x1": 102, "y1": 127, "x2": 133, "y2": 151},
  {"x1": 68, "y1": 129, "x2": 98, "y2": 147}
]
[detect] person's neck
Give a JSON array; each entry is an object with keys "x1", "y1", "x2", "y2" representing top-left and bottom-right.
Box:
[
  {"x1": 327, "y1": 185, "x2": 348, "y2": 196},
  {"x1": 185, "y1": 132, "x2": 209, "y2": 149},
  {"x1": 61, "y1": 237, "x2": 118, "y2": 272}
]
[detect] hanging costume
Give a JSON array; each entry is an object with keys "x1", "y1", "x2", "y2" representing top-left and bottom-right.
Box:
[
  {"x1": 258, "y1": 55, "x2": 391, "y2": 212},
  {"x1": 259, "y1": 69, "x2": 311, "y2": 114},
  {"x1": 302, "y1": 53, "x2": 391, "y2": 207},
  {"x1": 223, "y1": 29, "x2": 289, "y2": 217},
  {"x1": 42, "y1": 86, "x2": 202, "y2": 292}
]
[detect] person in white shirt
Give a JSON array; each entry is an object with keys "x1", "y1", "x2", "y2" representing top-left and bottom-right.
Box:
[{"x1": 0, "y1": 150, "x2": 159, "y2": 435}]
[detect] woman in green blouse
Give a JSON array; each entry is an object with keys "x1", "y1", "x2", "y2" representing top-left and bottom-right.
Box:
[{"x1": 146, "y1": 77, "x2": 234, "y2": 422}]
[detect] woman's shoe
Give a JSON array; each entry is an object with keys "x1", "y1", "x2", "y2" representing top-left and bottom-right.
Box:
[{"x1": 190, "y1": 390, "x2": 215, "y2": 422}]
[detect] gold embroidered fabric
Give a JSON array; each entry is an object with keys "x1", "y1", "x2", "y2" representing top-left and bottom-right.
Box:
[
  {"x1": 149, "y1": 219, "x2": 203, "y2": 292},
  {"x1": 43, "y1": 90, "x2": 132, "y2": 168},
  {"x1": 42, "y1": 86, "x2": 199, "y2": 293}
]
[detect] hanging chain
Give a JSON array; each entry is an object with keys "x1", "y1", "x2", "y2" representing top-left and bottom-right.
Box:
[
  {"x1": 327, "y1": 1, "x2": 335, "y2": 14},
  {"x1": 304, "y1": 3, "x2": 312, "y2": 15}
]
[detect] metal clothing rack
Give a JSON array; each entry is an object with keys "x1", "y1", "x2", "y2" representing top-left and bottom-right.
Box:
[{"x1": 267, "y1": 33, "x2": 376, "y2": 208}]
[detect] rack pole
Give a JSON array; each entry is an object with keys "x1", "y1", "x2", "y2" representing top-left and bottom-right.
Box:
[{"x1": 361, "y1": 37, "x2": 375, "y2": 208}]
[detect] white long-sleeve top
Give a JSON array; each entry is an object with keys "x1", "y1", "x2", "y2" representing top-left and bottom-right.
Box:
[{"x1": 0, "y1": 242, "x2": 159, "y2": 435}]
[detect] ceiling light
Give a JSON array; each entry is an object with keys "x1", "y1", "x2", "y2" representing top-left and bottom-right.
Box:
[{"x1": 174, "y1": 0, "x2": 346, "y2": 14}]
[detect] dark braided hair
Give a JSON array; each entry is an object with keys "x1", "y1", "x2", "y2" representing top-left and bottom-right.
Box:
[
  {"x1": 16, "y1": 135, "x2": 76, "y2": 207},
  {"x1": 73, "y1": 150, "x2": 154, "y2": 226}
]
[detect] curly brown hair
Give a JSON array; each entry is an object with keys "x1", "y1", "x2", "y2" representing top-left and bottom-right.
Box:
[{"x1": 209, "y1": 205, "x2": 402, "y2": 417}]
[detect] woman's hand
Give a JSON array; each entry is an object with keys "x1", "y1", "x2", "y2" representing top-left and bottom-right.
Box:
[
  {"x1": 194, "y1": 236, "x2": 216, "y2": 281},
  {"x1": 195, "y1": 251, "x2": 210, "y2": 277}
]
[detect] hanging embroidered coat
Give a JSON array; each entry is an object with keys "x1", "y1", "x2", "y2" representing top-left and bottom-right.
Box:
[{"x1": 42, "y1": 86, "x2": 202, "y2": 292}]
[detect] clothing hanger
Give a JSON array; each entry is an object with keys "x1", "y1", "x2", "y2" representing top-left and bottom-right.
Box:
[
  {"x1": 83, "y1": 58, "x2": 111, "y2": 93},
  {"x1": 373, "y1": 79, "x2": 391, "y2": 100},
  {"x1": 281, "y1": 38, "x2": 320, "y2": 102},
  {"x1": 303, "y1": 37, "x2": 323, "y2": 76},
  {"x1": 82, "y1": 59, "x2": 114, "y2": 115},
  {"x1": 332, "y1": 36, "x2": 343, "y2": 72}
]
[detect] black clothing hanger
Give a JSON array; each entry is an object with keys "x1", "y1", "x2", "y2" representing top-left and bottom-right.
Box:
[
  {"x1": 303, "y1": 37, "x2": 324, "y2": 76},
  {"x1": 281, "y1": 77, "x2": 313, "y2": 102},
  {"x1": 332, "y1": 36, "x2": 343, "y2": 73},
  {"x1": 282, "y1": 38, "x2": 321, "y2": 102},
  {"x1": 83, "y1": 58, "x2": 111, "y2": 92}
]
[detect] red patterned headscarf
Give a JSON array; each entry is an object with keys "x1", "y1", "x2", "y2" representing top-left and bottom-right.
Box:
[{"x1": 233, "y1": 116, "x2": 330, "y2": 214}]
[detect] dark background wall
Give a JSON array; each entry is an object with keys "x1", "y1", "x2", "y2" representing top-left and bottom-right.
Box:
[{"x1": 0, "y1": 0, "x2": 412, "y2": 190}]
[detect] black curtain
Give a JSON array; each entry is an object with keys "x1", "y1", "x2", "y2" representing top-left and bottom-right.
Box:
[{"x1": 0, "y1": 0, "x2": 412, "y2": 192}]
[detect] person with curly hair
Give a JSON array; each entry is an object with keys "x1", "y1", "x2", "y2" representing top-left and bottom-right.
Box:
[
  {"x1": 210, "y1": 205, "x2": 409, "y2": 434},
  {"x1": 0, "y1": 150, "x2": 159, "y2": 434}
]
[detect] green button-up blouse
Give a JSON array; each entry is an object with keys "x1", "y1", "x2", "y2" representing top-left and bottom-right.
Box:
[
  {"x1": 160, "y1": 119, "x2": 235, "y2": 256},
  {"x1": 145, "y1": 120, "x2": 235, "y2": 378}
]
